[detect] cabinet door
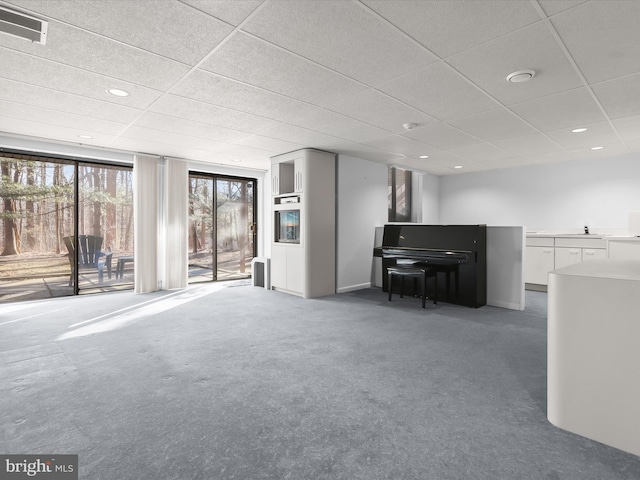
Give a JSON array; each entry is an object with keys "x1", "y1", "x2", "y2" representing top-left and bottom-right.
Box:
[
  {"x1": 294, "y1": 157, "x2": 305, "y2": 193},
  {"x1": 286, "y1": 247, "x2": 304, "y2": 294},
  {"x1": 582, "y1": 248, "x2": 606, "y2": 262},
  {"x1": 271, "y1": 170, "x2": 279, "y2": 195},
  {"x1": 525, "y1": 246, "x2": 555, "y2": 285},
  {"x1": 270, "y1": 245, "x2": 287, "y2": 289},
  {"x1": 555, "y1": 247, "x2": 582, "y2": 270}
]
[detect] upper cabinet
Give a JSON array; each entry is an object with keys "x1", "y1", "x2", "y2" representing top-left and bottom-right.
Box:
[{"x1": 271, "y1": 157, "x2": 307, "y2": 195}]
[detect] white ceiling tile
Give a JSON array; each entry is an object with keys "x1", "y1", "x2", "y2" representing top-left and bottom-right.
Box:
[
  {"x1": 612, "y1": 115, "x2": 640, "y2": 142},
  {"x1": 377, "y1": 62, "x2": 500, "y2": 121},
  {"x1": 0, "y1": 20, "x2": 190, "y2": 90},
  {"x1": 544, "y1": 121, "x2": 620, "y2": 149},
  {"x1": 7, "y1": 0, "x2": 234, "y2": 65},
  {"x1": 241, "y1": 0, "x2": 437, "y2": 85},
  {"x1": 510, "y1": 87, "x2": 607, "y2": 132},
  {"x1": 362, "y1": 0, "x2": 540, "y2": 58},
  {"x1": 133, "y1": 112, "x2": 252, "y2": 144},
  {"x1": 519, "y1": 151, "x2": 580, "y2": 166},
  {"x1": 493, "y1": 134, "x2": 565, "y2": 156},
  {"x1": 401, "y1": 122, "x2": 482, "y2": 150},
  {"x1": 427, "y1": 155, "x2": 477, "y2": 168},
  {"x1": 0, "y1": 77, "x2": 143, "y2": 123},
  {"x1": 149, "y1": 94, "x2": 279, "y2": 133},
  {"x1": 0, "y1": 116, "x2": 118, "y2": 145},
  {"x1": 179, "y1": 0, "x2": 263, "y2": 26},
  {"x1": 623, "y1": 138, "x2": 640, "y2": 154},
  {"x1": 449, "y1": 109, "x2": 537, "y2": 141},
  {"x1": 234, "y1": 135, "x2": 305, "y2": 154},
  {"x1": 473, "y1": 157, "x2": 533, "y2": 170},
  {"x1": 567, "y1": 142, "x2": 630, "y2": 159},
  {"x1": 301, "y1": 110, "x2": 390, "y2": 144},
  {"x1": 538, "y1": 1, "x2": 589, "y2": 17},
  {"x1": 0, "y1": 100, "x2": 127, "y2": 135},
  {"x1": 253, "y1": 124, "x2": 343, "y2": 148},
  {"x1": 200, "y1": 32, "x2": 366, "y2": 106},
  {"x1": 448, "y1": 22, "x2": 583, "y2": 105},
  {"x1": 213, "y1": 143, "x2": 275, "y2": 159},
  {"x1": 592, "y1": 73, "x2": 640, "y2": 120},
  {"x1": 324, "y1": 89, "x2": 438, "y2": 133},
  {"x1": 362, "y1": 135, "x2": 442, "y2": 158},
  {"x1": 325, "y1": 141, "x2": 405, "y2": 164},
  {"x1": 0, "y1": 48, "x2": 163, "y2": 109},
  {"x1": 551, "y1": 0, "x2": 640, "y2": 83},
  {"x1": 172, "y1": 70, "x2": 320, "y2": 122},
  {"x1": 447, "y1": 143, "x2": 512, "y2": 162},
  {"x1": 119, "y1": 125, "x2": 230, "y2": 152}
]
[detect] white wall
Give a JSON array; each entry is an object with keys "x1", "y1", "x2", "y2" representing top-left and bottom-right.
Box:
[
  {"x1": 439, "y1": 153, "x2": 640, "y2": 232},
  {"x1": 336, "y1": 155, "x2": 388, "y2": 293},
  {"x1": 418, "y1": 172, "x2": 440, "y2": 223}
]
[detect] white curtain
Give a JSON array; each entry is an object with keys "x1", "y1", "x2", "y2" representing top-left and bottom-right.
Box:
[
  {"x1": 163, "y1": 158, "x2": 188, "y2": 289},
  {"x1": 133, "y1": 154, "x2": 159, "y2": 293}
]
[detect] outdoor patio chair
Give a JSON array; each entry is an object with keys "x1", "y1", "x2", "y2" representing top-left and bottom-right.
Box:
[{"x1": 63, "y1": 235, "x2": 113, "y2": 286}]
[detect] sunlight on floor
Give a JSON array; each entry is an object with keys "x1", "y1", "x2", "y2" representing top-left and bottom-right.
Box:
[{"x1": 56, "y1": 282, "x2": 228, "y2": 341}]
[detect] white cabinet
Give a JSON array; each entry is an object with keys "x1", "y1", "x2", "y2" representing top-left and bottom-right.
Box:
[
  {"x1": 270, "y1": 244, "x2": 303, "y2": 294},
  {"x1": 555, "y1": 247, "x2": 582, "y2": 269},
  {"x1": 270, "y1": 245, "x2": 288, "y2": 290},
  {"x1": 294, "y1": 156, "x2": 304, "y2": 193},
  {"x1": 607, "y1": 238, "x2": 640, "y2": 260},
  {"x1": 525, "y1": 235, "x2": 607, "y2": 288},
  {"x1": 271, "y1": 161, "x2": 295, "y2": 195},
  {"x1": 525, "y1": 237, "x2": 555, "y2": 285},
  {"x1": 271, "y1": 149, "x2": 335, "y2": 298},
  {"x1": 582, "y1": 248, "x2": 606, "y2": 261},
  {"x1": 525, "y1": 246, "x2": 555, "y2": 285}
]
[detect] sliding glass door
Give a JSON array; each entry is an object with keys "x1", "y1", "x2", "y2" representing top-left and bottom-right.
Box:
[
  {"x1": 188, "y1": 174, "x2": 256, "y2": 283},
  {"x1": 0, "y1": 153, "x2": 134, "y2": 303},
  {"x1": 76, "y1": 163, "x2": 134, "y2": 294}
]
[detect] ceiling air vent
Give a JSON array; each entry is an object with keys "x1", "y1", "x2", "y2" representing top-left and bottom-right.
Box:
[{"x1": 0, "y1": 6, "x2": 48, "y2": 44}]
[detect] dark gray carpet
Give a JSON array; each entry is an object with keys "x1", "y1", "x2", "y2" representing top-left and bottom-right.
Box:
[{"x1": 1, "y1": 284, "x2": 639, "y2": 479}]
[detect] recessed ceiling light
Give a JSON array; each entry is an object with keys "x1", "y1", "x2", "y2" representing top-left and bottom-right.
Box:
[
  {"x1": 590, "y1": 146, "x2": 604, "y2": 150},
  {"x1": 572, "y1": 128, "x2": 588, "y2": 133},
  {"x1": 78, "y1": 134, "x2": 93, "y2": 139},
  {"x1": 506, "y1": 70, "x2": 535, "y2": 83},
  {"x1": 454, "y1": 165, "x2": 463, "y2": 169},
  {"x1": 107, "y1": 88, "x2": 129, "y2": 97},
  {"x1": 419, "y1": 155, "x2": 429, "y2": 159},
  {"x1": 231, "y1": 159, "x2": 242, "y2": 162}
]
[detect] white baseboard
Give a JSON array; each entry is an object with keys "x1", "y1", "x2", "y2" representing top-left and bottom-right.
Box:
[
  {"x1": 487, "y1": 298, "x2": 524, "y2": 311},
  {"x1": 337, "y1": 282, "x2": 372, "y2": 294}
]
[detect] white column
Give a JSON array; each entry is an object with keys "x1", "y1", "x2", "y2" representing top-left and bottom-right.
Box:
[{"x1": 133, "y1": 154, "x2": 159, "y2": 293}]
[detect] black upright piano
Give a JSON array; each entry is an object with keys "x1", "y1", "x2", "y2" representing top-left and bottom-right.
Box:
[{"x1": 374, "y1": 224, "x2": 486, "y2": 308}]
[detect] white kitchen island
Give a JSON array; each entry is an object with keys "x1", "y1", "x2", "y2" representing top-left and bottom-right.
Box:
[{"x1": 548, "y1": 259, "x2": 640, "y2": 457}]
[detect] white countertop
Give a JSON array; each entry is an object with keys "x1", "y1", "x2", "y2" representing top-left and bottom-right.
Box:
[
  {"x1": 526, "y1": 232, "x2": 608, "y2": 239},
  {"x1": 551, "y1": 259, "x2": 640, "y2": 280}
]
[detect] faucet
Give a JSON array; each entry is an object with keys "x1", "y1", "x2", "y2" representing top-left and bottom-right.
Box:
[{"x1": 584, "y1": 225, "x2": 590, "y2": 235}]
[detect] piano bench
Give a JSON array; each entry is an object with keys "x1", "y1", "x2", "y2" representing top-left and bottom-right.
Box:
[{"x1": 387, "y1": 265, "x2": 437, "y2": 308}]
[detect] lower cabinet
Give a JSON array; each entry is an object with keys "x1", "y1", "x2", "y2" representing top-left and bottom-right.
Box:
[
  {"x1": 526, "y1": 235, "x2": 606, "y2": 288},
  {"x1": 525, "y1": 246, "x2": 555, "y2": 285},
  {"x1": 271, "y1": 244, "x2": 304, "y2": 295},
  {"x1": 555, "y1": 247, "x2": 583, "y2": 270}
]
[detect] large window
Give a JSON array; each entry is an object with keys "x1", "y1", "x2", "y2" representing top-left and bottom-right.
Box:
[
  {"x1": 188, "y1": 173, "x2": 256, "y2": 283},
  {"x1": 388, "y1": 166, "x2": 412, "y2": 222},
  {"x1": 0, "y1": 152, "x2": 133, "y2": 303}
]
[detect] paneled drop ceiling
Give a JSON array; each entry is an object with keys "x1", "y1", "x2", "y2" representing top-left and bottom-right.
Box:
[{"x1": 1, "y1": 0, "x2": 640, "y2": 174}]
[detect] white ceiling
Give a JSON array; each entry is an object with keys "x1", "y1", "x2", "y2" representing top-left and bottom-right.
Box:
[{"x1": 1, "y1": 0, "x2": 640, "y2": 174}]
